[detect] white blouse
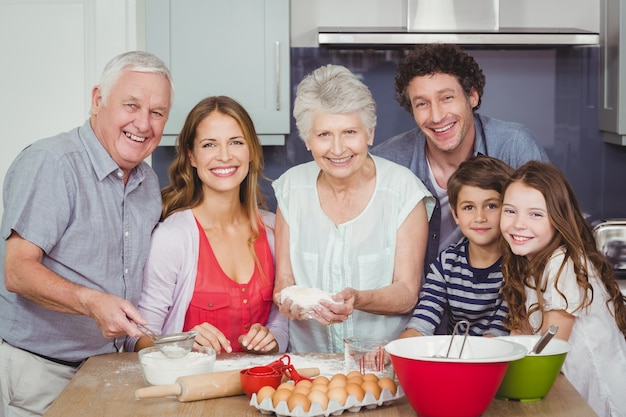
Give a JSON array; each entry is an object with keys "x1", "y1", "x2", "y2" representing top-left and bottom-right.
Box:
[
  {"x1": 526, "y1": 247, "x2": 626, "y2": 417},
  {"x1": 273, "y1": 155, "x2": 434, "y2": 353}
]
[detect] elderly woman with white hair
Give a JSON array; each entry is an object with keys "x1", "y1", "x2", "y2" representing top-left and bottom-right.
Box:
[{"x1": 272, "y1": 64, "x2": 435, "y2": 353}]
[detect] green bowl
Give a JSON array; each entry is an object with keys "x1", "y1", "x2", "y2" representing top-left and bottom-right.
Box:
[{"x1": 495, "y1": 335, "x2": 570, "y2": 402}]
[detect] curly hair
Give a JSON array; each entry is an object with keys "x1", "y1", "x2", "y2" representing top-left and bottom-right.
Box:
[
  {"x1": 500, "y1": 161, "x2": 626, "y2": 338},
  {"x1": 161, "y1": 96, "x2": 266, "y2": 226},
  {"x1": 395, "y1": 44, "x2": 485, "y2": 114}
]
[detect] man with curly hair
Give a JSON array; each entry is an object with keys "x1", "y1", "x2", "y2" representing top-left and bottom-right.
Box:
[{"x1": 372, "y1": 43, "x2": 548, "y2": 277}]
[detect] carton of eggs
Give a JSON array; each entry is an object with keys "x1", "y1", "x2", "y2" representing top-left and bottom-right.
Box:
[{"x1": 250, "y1": 371, "x2": 404, "y2": 417}]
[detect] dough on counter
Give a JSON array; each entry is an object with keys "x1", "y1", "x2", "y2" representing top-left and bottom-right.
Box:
[{"x1": 279, "y1": 285, "x2": 343, "y2": 314}]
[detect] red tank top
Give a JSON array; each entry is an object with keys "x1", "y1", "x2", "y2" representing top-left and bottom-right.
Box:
[{"x1": 183, "y1": 218, "x2": 275, "y2": 352}]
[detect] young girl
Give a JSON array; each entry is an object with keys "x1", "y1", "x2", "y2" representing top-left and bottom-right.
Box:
[{"x1": 500, "y1": 161, "x2": 626, "y2": 417}]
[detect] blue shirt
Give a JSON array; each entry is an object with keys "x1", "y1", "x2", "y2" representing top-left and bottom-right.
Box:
[
  {"x1": 407, "y1": 238, "x2": 509, "y2": 336},
  {"x1": 371, "y1": 113, "x2": 549, "y2": 275},
  {"x1": 0, "y1": 120, "x2": 162, "y2": 362}
]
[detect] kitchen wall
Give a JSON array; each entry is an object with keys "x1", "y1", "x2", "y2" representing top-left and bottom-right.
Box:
[
  {"x1": 2, "y1": 0, "x2": 624, "y2": 222},
  {"x1": 153, "y1": 0, "x2": 624, "y2": 221}
]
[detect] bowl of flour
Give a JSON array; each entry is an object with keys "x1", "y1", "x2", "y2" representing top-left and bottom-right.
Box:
[{"x1": 138, "y1": 346, "x2": 216, "y2": 385}]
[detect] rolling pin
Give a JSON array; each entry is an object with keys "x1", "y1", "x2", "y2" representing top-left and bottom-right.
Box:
[{"x1": 135, "y1": 367, "x2": 320, "y2": 402}]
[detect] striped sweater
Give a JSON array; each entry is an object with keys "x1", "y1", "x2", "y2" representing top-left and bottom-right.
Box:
[{"x1": 407, "y1": 238, "x2": 509, "y2": 336}]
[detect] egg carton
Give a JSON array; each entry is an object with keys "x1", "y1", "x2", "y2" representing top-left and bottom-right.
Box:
[{"x1": 250, "y1": 386, "x2": 405, "y2": 417}]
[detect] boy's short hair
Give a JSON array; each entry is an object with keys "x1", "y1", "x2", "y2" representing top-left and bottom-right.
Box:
[{"x1": 447, "y1": 156, "x2": 514, "y2": 213}]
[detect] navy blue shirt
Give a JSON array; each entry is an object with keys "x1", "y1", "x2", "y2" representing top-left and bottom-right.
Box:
[{"x1": 407, "y1": 239, "x2": 509, "y2": 336}]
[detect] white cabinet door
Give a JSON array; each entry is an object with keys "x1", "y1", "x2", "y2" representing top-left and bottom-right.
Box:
[
  {"x1": 0, "y1": 0, "x2": 139, "y2": 218},
  {"x1": 146, "y1": 0, "x2": 290, "y2": 145}
]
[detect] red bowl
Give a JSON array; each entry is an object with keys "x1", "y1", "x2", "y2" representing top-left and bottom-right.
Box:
[
  {"x1": 239, "y1": 367, "x2": 283, "y2": 399},
  {"x1": 385, "y1": 336, "x2": 527, "y2": 417}
]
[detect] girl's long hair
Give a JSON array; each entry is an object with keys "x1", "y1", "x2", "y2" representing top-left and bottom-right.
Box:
[{"x1": 501, "y1": 161, "x2": 626, "y2": 337}]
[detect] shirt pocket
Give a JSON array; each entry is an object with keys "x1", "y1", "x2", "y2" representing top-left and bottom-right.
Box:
[
  {"x1": 188, "y1": 292, "x2": 232, "y2": 330},
  {"x1": 357, "y1": 248, "x2": 393, "y2": 289},
  {"x1": 293, "y1": 251, "x2": 319, "y2": 285},
  {"x1": 260, "y1": 286, "x2": 274, "y2": 302}
]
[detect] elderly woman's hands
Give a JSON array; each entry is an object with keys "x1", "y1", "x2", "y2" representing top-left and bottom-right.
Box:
[
  {"x1": 312, "y1": 288, "x2": 355, "y2": 325},
  {"x1": 274, "y1": 291, "x2": 309, "y2": 320},
  {"x1": 275, "y1": 285, "x2": 352, "y2": 325}
]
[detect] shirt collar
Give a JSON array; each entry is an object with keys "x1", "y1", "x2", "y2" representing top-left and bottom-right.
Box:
[
  {"x1": 472, "y1": 113, "x2": 488, "y2": 157},
  {"x1": 78, "y1": 120, "x2": 147, "y2": 184}
]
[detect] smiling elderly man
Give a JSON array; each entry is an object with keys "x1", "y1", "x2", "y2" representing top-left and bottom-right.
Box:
[{"x1": 0, "y1": 51, "x2": 173, "y2": 417}]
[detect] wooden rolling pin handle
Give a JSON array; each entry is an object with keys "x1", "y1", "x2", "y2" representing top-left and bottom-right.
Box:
[
  {"x1": 135, "y1": 366, "x2": 320, "y2": 402},
  {"x1": 135, "y1": 383, "x2": 182, "y2": 399}
]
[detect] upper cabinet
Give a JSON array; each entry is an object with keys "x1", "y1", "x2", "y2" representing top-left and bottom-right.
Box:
[{"x1": 146, "y1": 0, "x2": 290, "y2": 145}]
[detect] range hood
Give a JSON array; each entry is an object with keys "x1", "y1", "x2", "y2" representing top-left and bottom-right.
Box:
[
  {"x1": 318, "y1": 0, "x2": 599, "y2": 47},
  {"x1": 318, "y1": 27, "x2": 600, "y2": 47}
]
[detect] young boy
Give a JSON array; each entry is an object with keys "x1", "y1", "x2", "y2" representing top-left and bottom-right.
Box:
[{"x1": 400, "y1": 156, "x2": 513, "y2": 337}]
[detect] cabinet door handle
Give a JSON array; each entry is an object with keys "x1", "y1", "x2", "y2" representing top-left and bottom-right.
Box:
[{"x1": 275, "y1": 41, "x2": 280, "y2": 111}]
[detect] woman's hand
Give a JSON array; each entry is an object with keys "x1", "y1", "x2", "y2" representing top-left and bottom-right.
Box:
[
  {"x1": 190, "y1": 322, "x2": 232, "y2": 354},
  {"x1": 274, "y1": 291, "x2": 309, "y2": 320},
  {"x1": 238, "y1": 323, "x2": 279, "y2": 353},
  {"x1": 312, "y1": 288, "x2": 355, "y2": 325}
]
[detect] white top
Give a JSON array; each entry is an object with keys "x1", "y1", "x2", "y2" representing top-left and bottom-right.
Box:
[
  {"x1": 526, "y1": 247, "x2": 626, "y2": 417},
  {"x1": 273, "y1": 155, "x2": 434, "y2": 352}
]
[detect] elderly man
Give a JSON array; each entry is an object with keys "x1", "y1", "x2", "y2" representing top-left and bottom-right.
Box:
[{"x1": 0, "y1": 51, "x2": 173, "y2": 417}]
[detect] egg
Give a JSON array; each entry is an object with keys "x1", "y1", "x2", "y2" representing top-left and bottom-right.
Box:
[
  {"x1": 377, "y1": 377, "x2": 397, "y2": 396},
  {"x1": 311, "y1": 375, "x2": 330, "y2": 386},
  {"x1": 310, "y1": 384, "x2": 329, "y2": 393},
  {"x1": 277, "y1": 381, "x2": 295, "y2": 391},
  {"x1": 345, "y1": 382, "x2": 365, "y2": 402},
  {"x1": 347, "y1": 375, "x2": 364, "y2": 386},
  {"x1": 362, "y1": 373, "x2": 379, "y2": 382},
  {"x1": 346, "y1": 370, "x2": 364, "y2": 379},
  {"x1": 272, "y1": 388, "x2": 293, "y2": 408},
  {"x1": 295, "y1": 379, "x2": 313, "y2": 389},
  {"x1": 327, "y1": 386, "x2": 348, "y2": 406},
  {"x1": 361, "y1": 380, "x2": 382, "y2": 400},
  {"x1": 292, "y1": 383, "x2": 311, "y2": 396},
  {"x1": 330, "y1": 373, "x2": 348, "y2": 383},
  {"x1": 287, "y1": 392, "x2": 312, "y2": 412},
  {"x1": 255, "y1": 385, "x2": 276, "y2": 404},
  {"x1": 308, "y1": 389, "x2": 329, "y2": 410},
  {"x1": 328, "y1": 374, "x2": 348, "y2": 389}
]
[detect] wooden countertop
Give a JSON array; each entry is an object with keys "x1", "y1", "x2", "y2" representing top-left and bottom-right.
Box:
[{"x1": 44, "y1": 352, "x2": 597, "y2": 417}]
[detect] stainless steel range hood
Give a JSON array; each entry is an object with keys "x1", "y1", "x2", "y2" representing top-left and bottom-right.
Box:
[
  {"x1": 318, "y1": 0, "x2": 599, "y2": 47},
  {"x1": 318, "y1": 27, "x2": 600, "y2": 47}
]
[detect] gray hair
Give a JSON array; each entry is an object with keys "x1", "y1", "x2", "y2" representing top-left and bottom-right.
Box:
[
  {"x1": 98, "y1": 51, "x2": 174, "y2": 106},
  {"x1": 293, "y1": 64, "x2": 376, "y2": 145}
]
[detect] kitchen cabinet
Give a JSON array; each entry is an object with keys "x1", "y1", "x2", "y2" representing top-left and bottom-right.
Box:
[
  {"x1": 599, "y1": 0, "x2": 626, "y2": 145},
  {"x1": 146, "y1": 0, "x2": 290, "y2": 146}
]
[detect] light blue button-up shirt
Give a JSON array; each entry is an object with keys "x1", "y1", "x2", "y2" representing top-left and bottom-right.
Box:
[{"x1": 0, "y1": 120, "x2": 162, "y2": 362}]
